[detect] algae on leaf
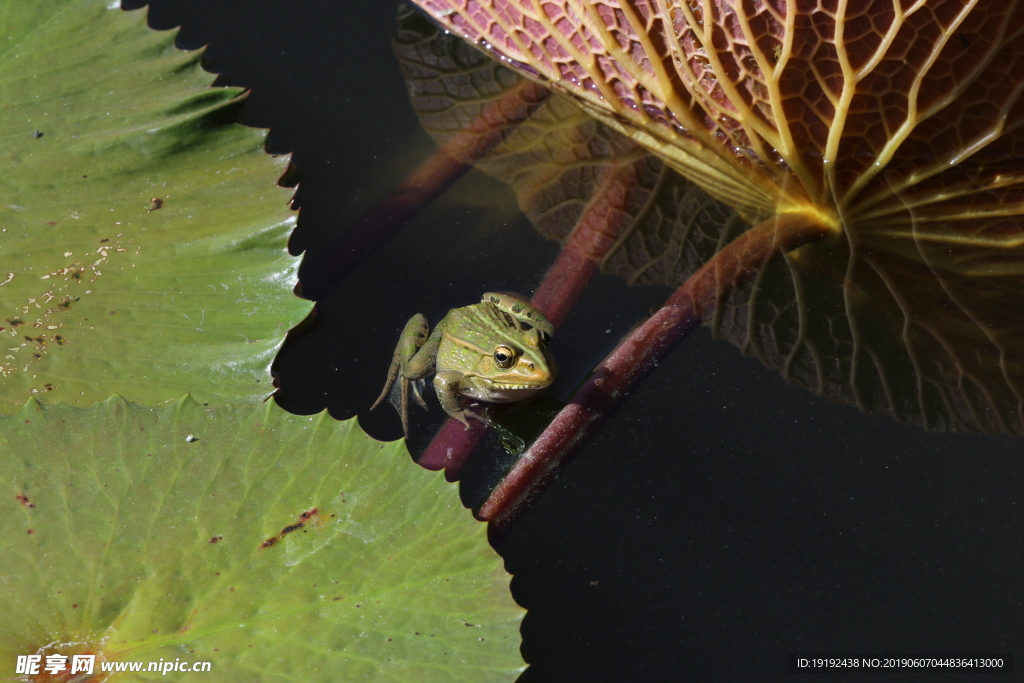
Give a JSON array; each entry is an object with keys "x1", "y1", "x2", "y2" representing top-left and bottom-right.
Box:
[
  {"x1": 0, "y1": 0, "x2": 310, "y2": 413},
  {"x1": 0, "y1": 397, "x2": 525, "y2": 681}
]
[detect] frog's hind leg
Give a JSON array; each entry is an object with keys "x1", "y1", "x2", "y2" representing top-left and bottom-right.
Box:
[
  {"x1": 372, "y1": 314, "x2": 424, "y2": 412},
  {"x1": 371, "y1": 314, "x2": 440, "y2": 436}
]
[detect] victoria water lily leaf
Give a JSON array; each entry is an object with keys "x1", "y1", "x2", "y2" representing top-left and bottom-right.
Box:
[
  {"x1": 394, "y1": 8, "x2": 748, "y2": 288},
  {"x1": 0, "y1": 1, "x2": 309, "y2": 414},
  {"x1": 0, "y1": 396, "x2": 524, "y2": 681},
  {"x1": 410, "y1": 2, "x2": 1024, "y2": 433},
  {"x1": 412, "y1": 0, "x2": 1024, "y2": 227}
]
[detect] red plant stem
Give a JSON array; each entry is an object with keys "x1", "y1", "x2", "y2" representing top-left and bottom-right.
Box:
[
  {"x1": 530, "y1": 162, "x2": 641, "y2": 328},
  {"x1": 417, "y1": 161, "x2": 643, "y2": 475},
  {"x1": 419, "y1": 418, "x2": 490, "y2": 479},
  {"x1": 298, "y1": 80, "x2": 551, "y2": 300},
  {"x1": 479, "y1": 212, "x2": 834, "y2": 534}
]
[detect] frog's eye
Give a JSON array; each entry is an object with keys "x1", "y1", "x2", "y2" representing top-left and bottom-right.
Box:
[{"x1": 493, "y1": 345, "x2": 516, "y2": 369}]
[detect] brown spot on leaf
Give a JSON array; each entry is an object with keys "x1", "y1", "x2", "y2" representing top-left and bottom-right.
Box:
[
  {"x1": 147, "y1": 197, "x2": 164, "y2": 212},
  {"x1": 15, "y1": 494, "x2": 34, "y2": 508},
  {"x1": 260, "y1": 507, "x2": 326, "y2": 549},
  {"x1": 210, "y1": 536, "x2": 222, "y2": 543}
]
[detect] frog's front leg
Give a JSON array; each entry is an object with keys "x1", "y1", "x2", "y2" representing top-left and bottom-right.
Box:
[
  {"x1": 434, "y1": 371, "x2": 489, "y2": 430},
  {"x1": 371, "y1": 314, "x2": 441, "y2": 436}
]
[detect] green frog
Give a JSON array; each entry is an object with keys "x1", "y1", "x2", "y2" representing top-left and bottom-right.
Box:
[{"x1": 372, "y1": 292, "x2": 556, "y2": 435}]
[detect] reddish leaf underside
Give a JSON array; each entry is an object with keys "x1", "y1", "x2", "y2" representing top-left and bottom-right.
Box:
[{"x1": 404, "y1": 1, "x2": 1024, "y2": 433}]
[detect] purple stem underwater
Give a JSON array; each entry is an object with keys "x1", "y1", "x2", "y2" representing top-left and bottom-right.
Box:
[
  {"x1": 298, "y1": 80, "x2": 551, "y2": 301},
  {"x1": 480, "y1": 212, "x2": 834, "y2": 536}
]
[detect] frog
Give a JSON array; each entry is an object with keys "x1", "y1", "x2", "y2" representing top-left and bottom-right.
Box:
[{"x1": 372, "y1": 292, "x2": 556, "y2": 436}]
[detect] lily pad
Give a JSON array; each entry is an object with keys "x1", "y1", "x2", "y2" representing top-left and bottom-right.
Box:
[
  {"x1": 0, "y1": 0, "x2": 309, "y2": 413},
  {"x1": 0, "y1": 396, "x2": 524, "y2": 681}
]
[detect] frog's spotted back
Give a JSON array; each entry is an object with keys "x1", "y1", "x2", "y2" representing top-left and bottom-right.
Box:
[{"x1": 482, "y1": 291, "x2": 554, "y2": 338}]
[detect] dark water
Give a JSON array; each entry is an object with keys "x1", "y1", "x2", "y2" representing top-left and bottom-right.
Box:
[{"x1": 128, "y1": 1, "x2": 1024, "y2": 680}]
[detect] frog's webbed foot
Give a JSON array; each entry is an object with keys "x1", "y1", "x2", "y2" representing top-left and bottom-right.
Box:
[
  {"x1": 370, "y1": 350, "x2": 402, "y2": 413},
  {"x1": 449, "y1": 403, "x2": 490, "y2": 431},
  {"x1": 434, "y1": 371, "x2": 489, "y2": 430},
  {"x1": 369, "y1": 376, "x2": 427, "y2": 437},
  {"x1": 459, "y1": 407, "x2": 490, "y2": 430},
  {"x1": 409, "y1": 379, "x2": 429, "y2": 411},
  {"x1": 372, "y1": 314, "x2": 437, "y2": 436}
]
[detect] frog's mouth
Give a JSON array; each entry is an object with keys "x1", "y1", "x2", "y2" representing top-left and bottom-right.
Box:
[
  {"x1": 463, "y1": 378, "x2": 552, "y2": 403},
  {"x1": 488, "y1": 381, "x2": 547, "y2": 390}
]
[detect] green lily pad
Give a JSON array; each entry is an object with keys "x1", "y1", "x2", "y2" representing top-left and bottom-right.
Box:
[
  {"x1": 0, "y1": 396, "x2": 524, "y2": 681},
  {"x1": 0, "y1": 0, "x2": 310, "y2": 414}
]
